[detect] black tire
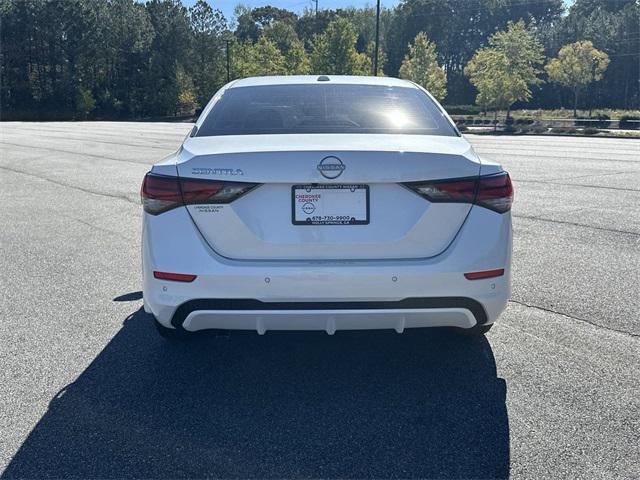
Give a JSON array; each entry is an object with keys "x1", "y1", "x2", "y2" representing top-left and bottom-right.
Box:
[
  {"x1": 153, "y1": 316, "x2": 192, "y2": 341},
  {"x1": 454, "y1": 323, "x2": 493, "y2": 336}
]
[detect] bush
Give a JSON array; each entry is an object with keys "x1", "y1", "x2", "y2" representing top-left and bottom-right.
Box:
[
  {"x1": 532, "y1": 126, "x2": 548, "y2": 134},
  {"x1": 550, "y1": 127, "x2": 577, "y2": 134},
  {"x1": 457, "y1": 124, "x2": 468, "y2": 132},
  {"x1": 619, "y1": 115, "x2": 640, "y2": 130},
  {"x1": 444, "y1": 104, "x2": 483, "y2": 115},
  {"x1": 583, "y1": 127, "x2": 600, "y2": 135},
  {"x1": 515, "y1": 118, "x2": 534, "y2": 125},
  {"x1": 575, "y1": 114, "x2": 610, "y2": 129}
]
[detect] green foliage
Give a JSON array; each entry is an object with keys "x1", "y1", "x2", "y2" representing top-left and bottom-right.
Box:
[
  {"x1": 545, "y1": 41, "x2": 610, "y2": 117},
  {"x1": 75, "y1": 87, "x2": 96, "y2": 118},
  {"x1": 0, "y1": 0, "x2": 636, "y2": 120},
  {"x1": 310, "y1": 18, "x2": 371, "y2": 75},
  {"x1": 465, "y1": 49, "x2": 525, "y2": 112},
  {"x1": 465, "y1": 21, "x2": 544, "y2": 114},
  {"x1": 176, "y1": 65, "x2": 197, "y2": 114},
  {"x1": 399, "y1": 32, "x2": 446, "y2": 101},
  {"x1": 188, "y1": 0, "x2": 227, "y2": 106},
  {"x1": 233, "y1": 37, "x2": 287, "y2": 78},
  {"x1": 386, "y1": 0, "x2": 563, "y2": 102},
  {"x1": 263, "y1": 23, "x2": 310, "y2": 74}
]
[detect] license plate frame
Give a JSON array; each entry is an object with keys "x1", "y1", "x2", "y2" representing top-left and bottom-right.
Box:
[{"x1": 292, "y1": 184, "x2": 370, "y2": 226}]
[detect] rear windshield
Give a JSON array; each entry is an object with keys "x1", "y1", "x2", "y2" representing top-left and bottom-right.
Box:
[{"x1": 196, "y1": 84, "x2": 457, "y2": 137}]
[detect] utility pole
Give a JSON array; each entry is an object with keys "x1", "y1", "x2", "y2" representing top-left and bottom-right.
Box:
[
  {"x1": 373, "y1": 0, "x2": 380, "y2": 76},
  {"x1": 313, "y1": 0, "x2": 318, "y2": 19},
  {"x1": 225, "y1": 39, "x2": 230, "y2": 83}
]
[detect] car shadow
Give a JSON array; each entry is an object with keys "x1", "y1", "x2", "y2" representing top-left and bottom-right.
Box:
[{"x1": 2, "y1": 308, "x2": 509, "y2": 479}]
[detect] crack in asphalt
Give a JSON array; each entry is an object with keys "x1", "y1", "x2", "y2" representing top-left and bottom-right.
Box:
[
  {"x1": 508, "y1": 299, "x2": 639, "y2": 338},
  {"x1": 513, "y1": 178, "x2": 640, "y2": 193},
  {"x1": 513, "y1": 213, "x2": 640, "y2": 237},
  {"x1": 5, "y1": 132, "x2": 178, "y2": 151},
  {"x1": 0, "y1": 165, "x2": 139, "y2": 206},
  {"x1": 0, "y1": 141, "x2": 153, "y2": 166},
  {"x1": 59, "y1": 213, "x2": 131, "y2": 242},
  {"x1": 475, "y1": 151, "x2": 640, "y2": 164}
]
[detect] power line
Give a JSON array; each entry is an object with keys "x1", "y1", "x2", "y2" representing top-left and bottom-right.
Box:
[{"x1": 373, "y1": 0, "x2": 381, "y2": 76}]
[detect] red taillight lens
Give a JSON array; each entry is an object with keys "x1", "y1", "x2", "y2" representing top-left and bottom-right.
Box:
[
  {"x1": 403, "y1": 171, "x2": 513, "y2": 213},
  {"x1": 180, "y1": 177, "x2": 257, "y2": 205},
  {"x1": 141, "y1": 173, "x2": 258, "y2": 215},
  {"x1": 476, "y1": 172, "x2": 513, "y2": 213},
  {"x1": 403, "y1": 178, "x2": 476, "y2": 204},
  {"x1": 141, "y1": 174, "x2": 182, "y2": 215}
]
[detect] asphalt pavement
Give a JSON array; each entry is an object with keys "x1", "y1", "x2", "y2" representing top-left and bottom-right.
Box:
[{"x1": 0, "y1": 122, "x2": 638, "y2": 479}]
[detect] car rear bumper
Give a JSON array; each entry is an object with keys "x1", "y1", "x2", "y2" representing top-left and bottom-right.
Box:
[
  {"x1": 172, "y1": 298, "x2": 486, "y2": 333},
  {"x1": 142, "y1": 205, "x2": 512, "y2": 332}
]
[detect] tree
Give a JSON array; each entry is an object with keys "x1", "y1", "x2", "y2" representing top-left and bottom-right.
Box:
[
  {"x1": 188, "y1": 0, "x2": 227, "y2": 107},
  {"x1": 465, "y1": 50, "x2": 527, "y2": 128},
  {"x1": 399, "y1": 32, "x2": 446, "y2": 101},
  {"x1": 545, "y1": 41, "x2": 610, "y2": 117},
  {"x1": 232, "y1": 37, "x2": 287, "y2": 78},
  {"x1": 234, "y1": 5, "x2": 296, "y2": 42},
  {"x1": 386, "y1": 0, "x2": 563, "y2": 103},
  {"x1": 465, "y1": 21, "x2": 544, "y2": 119},
  {"x1": 365, "y1": 41, "x2": 386, "y2": 76},
  {"x1": 145, "y1": 0, "x2": 192, "y2": 116},
  {"x1": 310, "y1": 17, "x2": 370, "y2": 75},
  {"x1": 263, "y1": 23, "x2": 310, "y2": 74}
]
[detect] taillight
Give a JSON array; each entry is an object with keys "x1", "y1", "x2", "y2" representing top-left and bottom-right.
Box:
[
  {"x1": 476, "y1": 172, "x2": 513, "y2": 213},
  {"x1": 141, "y1": 173, "x2": 258, "y2": 215},
  {"x1": 141, "y1": 174, "x2": 182, "y2": 215},
  {"x1": 403, "y1": 178, "x2": 476, "y2": 203},
  {"x1": 403, "y1": 171, "x2": 513, "y2": 213}
]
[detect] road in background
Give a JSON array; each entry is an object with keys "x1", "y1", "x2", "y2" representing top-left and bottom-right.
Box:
[{"x1": 1, "y1": 123, "x2": 638, "y2": 478}]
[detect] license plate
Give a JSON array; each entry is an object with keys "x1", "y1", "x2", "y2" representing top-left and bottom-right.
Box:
[{"x1": 292, "y1": 184, "x2": 369, "y2": 225}]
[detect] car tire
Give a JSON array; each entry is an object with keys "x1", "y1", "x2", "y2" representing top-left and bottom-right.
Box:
[
  {"x1": 153, "y1": 316, "x2": 192, "y2": 341},
  {"x1": 455, "y1": 323, "x2": 493, "y2": 336}
]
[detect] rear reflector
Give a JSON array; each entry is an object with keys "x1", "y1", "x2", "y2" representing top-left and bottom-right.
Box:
[
  {"x1": 141, "y1": 173, "x2": 258, "y2": 215},
  {"x1": 153, "y1": 271, "x2": 197, "y2": 282},
  {"x1": 464, "y1": 269, "x2": 505, "y2": 280},
  {"x1": 404, "y1": 172, "x2": 513, "y2": 213}
]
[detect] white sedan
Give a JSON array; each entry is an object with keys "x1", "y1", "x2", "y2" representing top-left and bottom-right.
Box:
[{"x1": 141, "y1": 75, "x2": 513, "y2": 340}]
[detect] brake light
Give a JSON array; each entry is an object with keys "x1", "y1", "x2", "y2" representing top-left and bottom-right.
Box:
[
  {"x1": 141, "y1": 173, "x2": 258, "y2": 215},
  {"x1": 403, "y1": 172, "x2": 513, "y2": 213},
  {"x1": 476, "y1": 172, "x2": 513, "y2": 213},
  {"x1": 141, "y1": 174, "x2": 182, "y2": 214}
]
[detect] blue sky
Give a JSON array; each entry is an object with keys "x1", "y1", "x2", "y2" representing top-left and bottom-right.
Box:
[
  {"x1": 186, "y1": 0, "x2": 399, "y2": 20},
  {"x1": 181, "y1": 0, "x2": 573, "y2": 25}
]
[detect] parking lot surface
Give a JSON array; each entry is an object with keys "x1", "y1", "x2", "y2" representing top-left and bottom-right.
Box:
[{"x1": 1, "y1": 123, "x2": 638, "y2": 479}]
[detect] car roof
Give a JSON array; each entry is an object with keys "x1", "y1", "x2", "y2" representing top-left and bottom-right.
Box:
[{"x1": 228, "y1": 75, "x2": 416, "y2": 89}]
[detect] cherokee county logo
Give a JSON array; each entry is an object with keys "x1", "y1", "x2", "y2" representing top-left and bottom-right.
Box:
[
  {"x1": 317, "y1": 156, "x2": 346, "y2": 179},
  {"x1": 302, "y1": 202, "x2": 316, "y2": 214}
]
